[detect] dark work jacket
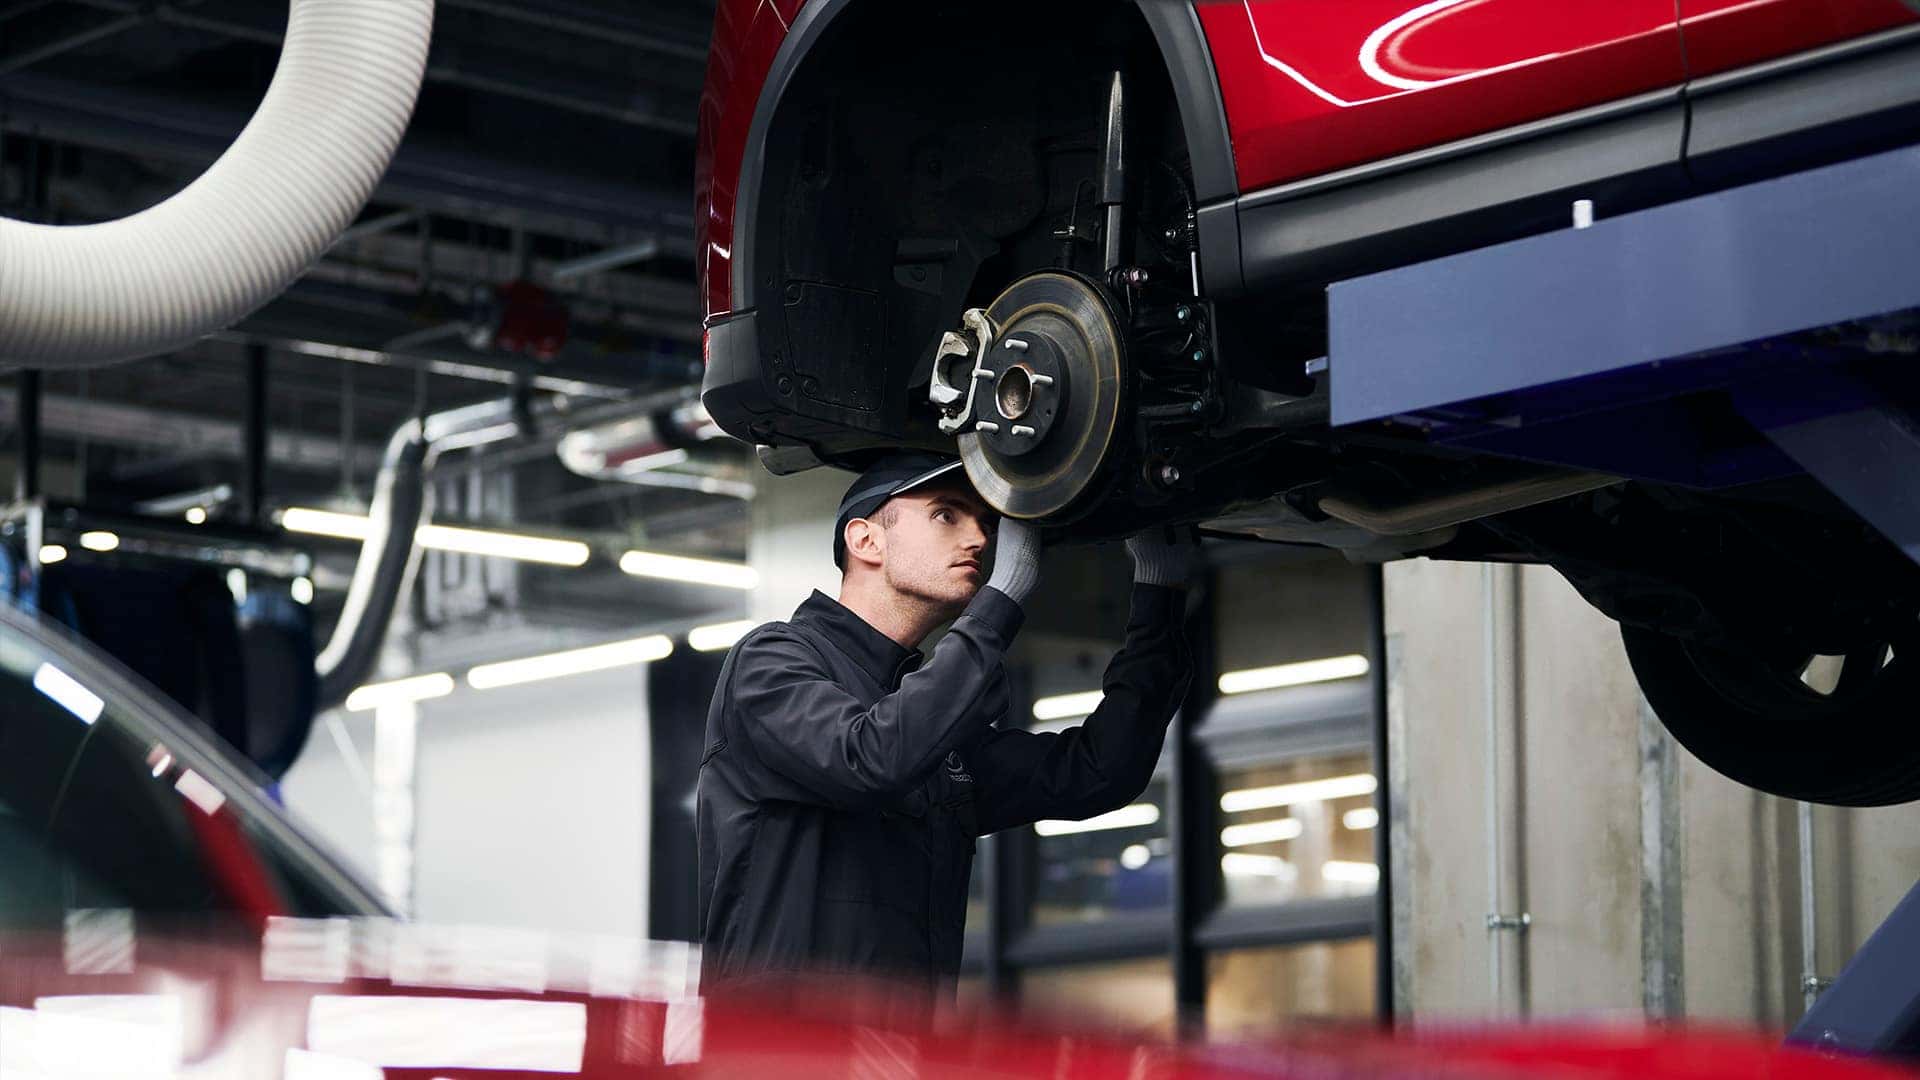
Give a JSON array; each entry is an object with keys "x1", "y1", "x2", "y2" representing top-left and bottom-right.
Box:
[{"x1": 696, "y1": 582, "x2": 1190, "y2": 995}]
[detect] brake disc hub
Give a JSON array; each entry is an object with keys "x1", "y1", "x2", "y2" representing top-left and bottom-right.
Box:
[
  {"x1": 931, "y1": 271, "x2": 1127, "y2": 520},
  {"x1": 973, "y1": 330, "x2": 1066, "y2": 457}
]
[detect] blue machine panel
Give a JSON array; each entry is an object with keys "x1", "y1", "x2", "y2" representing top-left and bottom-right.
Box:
[{"x1": 1328, "y1": 144, "x2": 1920, "y2": 429}]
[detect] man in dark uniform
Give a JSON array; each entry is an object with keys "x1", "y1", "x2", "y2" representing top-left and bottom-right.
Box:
[{"x1": 696, "y1": 451, "x2": 1193, "y2": 995}]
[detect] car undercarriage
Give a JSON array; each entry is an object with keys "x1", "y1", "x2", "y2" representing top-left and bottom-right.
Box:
[{"x1": 700, "y1": 0, "x2": 1920, "y2": 804}]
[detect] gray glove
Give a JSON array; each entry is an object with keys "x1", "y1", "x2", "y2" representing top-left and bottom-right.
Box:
[
  {"x1": 1126, "y1": 527, "x2": 1198, "y2": 588},
  {"x1": 985, "y1": 517, "x2": 1041, "y2": 604}
]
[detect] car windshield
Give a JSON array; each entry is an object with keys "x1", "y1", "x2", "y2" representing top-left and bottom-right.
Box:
[{"x1": 0, "y1": 600, "x2": 385, "y2": 927}]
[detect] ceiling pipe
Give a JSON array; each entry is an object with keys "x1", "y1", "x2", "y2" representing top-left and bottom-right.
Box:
[
  {"x1": 0, "y1": 0, "x2": 433, "y2": 366},
  {"x1": 314, "y1": 386, "x2": 714, "y2": 709}
]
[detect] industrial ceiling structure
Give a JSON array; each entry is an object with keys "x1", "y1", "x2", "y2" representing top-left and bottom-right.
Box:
[{"x1": 0, "y1": 0, "x2": 749, "y2": 645}]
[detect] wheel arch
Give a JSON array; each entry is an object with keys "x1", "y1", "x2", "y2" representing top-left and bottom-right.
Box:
[{"x1": 707, "y1": 0, "x2": 1236, "y2": 462}]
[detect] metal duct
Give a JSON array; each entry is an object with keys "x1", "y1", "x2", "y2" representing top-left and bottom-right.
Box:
[
  {"x1": 314, "y1": 421, "x2": 430, "y2": 711},
  {"x1": 313, "y1": 388, "x2": 732, "y2": 708},
  {"x1": 314, "y1": 396, "x2": 522, "y2": 710},
  {"x1": 0, "y1": 1, "x2": 434, "y2": 366},
  {"x1": 556, "y1": 400, "x2": 754, "y2": 499}
]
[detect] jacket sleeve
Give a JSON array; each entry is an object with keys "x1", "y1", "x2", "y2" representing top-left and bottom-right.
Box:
[
  {"x1": 969, "y1": 583, "x2": 1192, "y2": 836},
  {"x1": 724, "y1": 587, "x2": 1025, "y2": 811}
]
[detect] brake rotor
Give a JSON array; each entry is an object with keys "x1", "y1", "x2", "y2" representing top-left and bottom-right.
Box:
[{"x1": 958, "y1": 271, "x2": 1127, "y2": 520}]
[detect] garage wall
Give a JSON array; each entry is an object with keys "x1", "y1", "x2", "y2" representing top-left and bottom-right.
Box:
[
  {"x1": 1386, "y1": 558, "x2": 1920, "y2": 1029},
  {"x1": 280, "y1": 709, "x2": 380, "y2": 888},
  {"x1": 748, "y1": 467, "x2": 844, "y2": 624},
  {"x1": 282, "y1": 666, "x2": 652, "y2": 937},
  {"x1": 411, "y1": 666, "x2": 650, "y2": 936}
]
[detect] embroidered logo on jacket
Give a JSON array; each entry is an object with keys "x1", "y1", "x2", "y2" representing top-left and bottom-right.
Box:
[{"x1": 944, "y1": 751, "x2": 973, "y2": 784}]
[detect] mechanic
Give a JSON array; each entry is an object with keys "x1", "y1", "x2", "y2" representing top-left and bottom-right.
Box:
[{"x1": 696, "y1": 450, "x2": 1194, "y2": 995}]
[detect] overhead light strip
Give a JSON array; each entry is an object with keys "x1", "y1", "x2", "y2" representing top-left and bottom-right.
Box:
[
  {"x1": 1031, "y1": 690, "x2": 1104, "y2": 722},
  {"x1": 1033, "y1": 803, "x2": 1160, "y2": 837},
  {"x1": 619, "y1": 550, "x2": 758, "y2": 590},
  {"x1": 1217, "y1": 654, "x2": 1370, "y2": 695},
  {"x1": 1321, "y1": 860, "x2": 1381, "y2": 885},
  {"x1": 688, "y1": 620, "x2": 756, "y2": 653},
  {"x1": 1219, "y1": 773, "x2": 1377, "y2": 814},
  {"x1": 281, "y1": 508, "x2": 589, "y2": 567},
  {"x1": 1220, "y1": 817, "x2": 1305, "y2": 848},
  {"x1": 345, "y1": 673, "x2": 455, "y2": 712},
  {"x1": 467, "y1": 635, "x2": 674, "y2": 690},
  {"x1": 416, "y1": 524, "x2": 589, "y2": 566}
]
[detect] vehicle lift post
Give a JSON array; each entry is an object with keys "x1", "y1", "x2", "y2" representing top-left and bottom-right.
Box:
[{"x1": 1322, "y1": 143, "x2": 1920, "y2": 1057}]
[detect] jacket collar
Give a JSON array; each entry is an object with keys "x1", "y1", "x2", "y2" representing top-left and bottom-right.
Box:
[{"x1": 793, "y1": 590, "x2": 924, "y2": 689}]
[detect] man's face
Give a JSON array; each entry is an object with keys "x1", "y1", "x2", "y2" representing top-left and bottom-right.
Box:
[{"x1": 874, "y1": 483, "x2": 998, "y2": 614}]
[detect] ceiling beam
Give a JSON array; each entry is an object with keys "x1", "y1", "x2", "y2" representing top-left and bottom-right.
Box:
[
  {"x1": 0, "y1": 73, "x2": 698, "y2": 254},
  {"x1": 68, "y1": 0, "x2": 700, "y2": 135}
]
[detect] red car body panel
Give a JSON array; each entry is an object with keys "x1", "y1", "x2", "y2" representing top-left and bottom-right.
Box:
[
  {"x1": 5, "y1": 930, "x2": 1919, "y2": 1079},
  {"x1": 693, "y1": 0, "x2": 1918, "y2": 328},
  {"x1": 695, "y1": 0, "x2": 793, "y2": 323},
  {"x1": 1677, "y1": 0, "x2": 1919, "y2": 79},
  {"x1": 181, "y1": 800, "x2": 289, "y2": 924},
  {"x1": 1194, "y1": 0, "x2": 1687, "y2": 192}
]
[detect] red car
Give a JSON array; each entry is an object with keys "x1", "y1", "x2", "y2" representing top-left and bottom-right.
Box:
[{"x1": 694, "y1": 1, "x2": 1920, "y2": 807}]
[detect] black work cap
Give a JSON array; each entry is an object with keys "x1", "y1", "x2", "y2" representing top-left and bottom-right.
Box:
[{"x1": 833, "y1": 451, "x2": 970, "y2": 569}]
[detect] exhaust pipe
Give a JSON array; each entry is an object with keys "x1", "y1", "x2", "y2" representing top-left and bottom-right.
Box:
[{"x1": 0, "y1": 0, "x2": 433, "y2": 366}]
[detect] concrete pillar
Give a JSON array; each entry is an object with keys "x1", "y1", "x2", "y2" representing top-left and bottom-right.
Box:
[{"x1": 1385, "y1": 557, "x2": 1920, "y2": 1028}]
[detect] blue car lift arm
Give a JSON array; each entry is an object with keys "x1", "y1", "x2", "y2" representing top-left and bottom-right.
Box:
[{"x1": 1325, "y1": 143, "x2": 1920, "y2": 1057}]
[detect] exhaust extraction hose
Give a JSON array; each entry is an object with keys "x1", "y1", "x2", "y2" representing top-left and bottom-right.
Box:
[{"x1": 0, "y1": 0, "x2": 434, "y2": 366}]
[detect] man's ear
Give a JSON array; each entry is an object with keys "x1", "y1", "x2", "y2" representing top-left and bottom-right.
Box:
[{"x1": 844, "y1": 517, "x2": 886, "y2": 568}]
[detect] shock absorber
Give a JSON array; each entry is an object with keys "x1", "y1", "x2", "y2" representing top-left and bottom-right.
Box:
[{"x1": 1098, "y1": 70, "x2": 1126, "y2": 274}]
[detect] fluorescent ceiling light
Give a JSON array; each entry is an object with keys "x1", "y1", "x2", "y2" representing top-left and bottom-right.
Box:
[
  {"x1": 415, "y1": 524, "x2": 588, "y2": 566},
  {"x1": 79, "y1": 531, "x2": 119, "y2": 552},
  {"x1": 1221, "y1": 852, "x2": 1295, "y2": 878},
  {"x1": 1343, "y1": 807, "x2": 1380, "y2": 831},
  {"x1": 466, "y1": 635, "x2": 673, "y2": 690},
  {"x1": 34, "y1": 662, "x2": 104, "y2": 724},
  {"x1": 1119, "y1": 844, "x2": 1150, "y2": 871},
  {"x1": 185, "y1": 507, "x2": 207, "y2": 525},
  {"x1": 1031, "y1": 690, "x2": 1103, "y2": 722},
  {"x1": 1034, "y1": 803, "x2": 1159, "y2": 837},
  {"x1": 281, "y1": 508, "x2": 372, "y2": 541},
  {"x1": 1220, "y1": 817, "x2": 1305, "y2": 848},
  {"x1": 619, "y1": 550, "x2": 758, "y2": 590},
  {"x1": 39, "y1": 544, "x2": 68, "y2": 564},
  {"x1": 688, "y1": 620, "x2": 756, "y2": 653},
  {"x1": 1219, "y1": 773, "x2": 1377, "y2": 814},
  {"x1": 345, "y1": 673, "x2": 454, "y2": 713},
  {"x1": 281, "y1": 509, "x2": 590, "y2": 567},
  {"x1": 292, "y1": 577, "x2": 314, "y2": 605},
  {"x1": 1321, "y1": 860, "x2": 1381, "y2": 885},
  {"x1": 1217, "y1": 654, "x2": 1370, "y2": 695}
]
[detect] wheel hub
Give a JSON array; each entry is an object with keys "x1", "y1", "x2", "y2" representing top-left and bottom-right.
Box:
[
  {"x1": 944, "y1": 271, "x2": 1127, "y2": 520},
  {"x1": 975, "y1": 330, "x2": 1066, "y2": 457}
]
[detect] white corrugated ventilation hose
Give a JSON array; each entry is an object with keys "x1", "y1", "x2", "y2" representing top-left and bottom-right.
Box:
[{"x1": 0, "y1": 0, "x2": 434, "y2": 367}]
